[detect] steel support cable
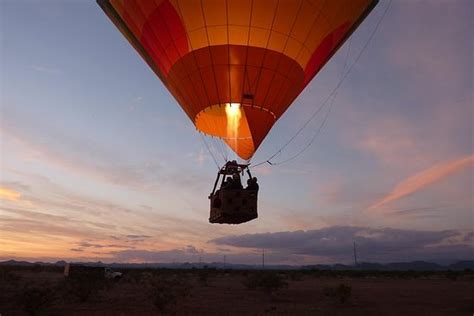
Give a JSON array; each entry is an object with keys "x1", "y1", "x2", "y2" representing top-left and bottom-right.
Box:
[
  {"x1": 199, "y1": 133, "x2": 220, "y2": 169},
  {"x1": 270, "y1": 91, "x2": 336, "y2": 165},
  {"x1": 221, "y1": 138, "x2": 229, "y2": 162},
  {"x1": 250, "y1": 0, "x2": 392, "y2": 169},
  {"x1": 270, "y1": 38, "x2": 352, "y2": 166},
  {"x1": 208, "y1": 136, "x2": 229, "y2": 163},
  {"x1": 214, "y1": 137, "x2": 228, "y2": 162}
]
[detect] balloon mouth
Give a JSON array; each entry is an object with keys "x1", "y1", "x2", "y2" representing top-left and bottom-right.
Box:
[
  {"x1": 195, "y1": 103, "x2": 276, "y2": 139},
  {"x1": 194, "y1": 103, "x2": 276, "y2": 160}
]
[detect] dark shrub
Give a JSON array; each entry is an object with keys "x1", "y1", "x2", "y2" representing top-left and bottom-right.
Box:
[
  {"x1": 147, "y1": 274, "x2": 192, "y2": 313},
  {"x1": 122, "y1": 270, "x2": 143, "y2": 284},
  {"x1": 0, "y1": 266, "x2": 21, "y2": 288},
  {"x1": 198, "y1": 270, "x2": 210, "y2": 286},
  {"x1": 243, "y1": 271, "x2": 288, "y2": 295},
  {"x1": 17, "y1": 283, "x2": 57, "y2": 316},
  {"x1": 61, "y1": 273, "x2": 107, "y2": 303},
  {"x1": 324, "y1": 283, "x2": 352, "y2": 304},
  {"x1": 288, "y1": 271, "x2": 303, "y2": 281},
  {"x1": 445, "y1": 270, "x2": 459, "y2": 281}
]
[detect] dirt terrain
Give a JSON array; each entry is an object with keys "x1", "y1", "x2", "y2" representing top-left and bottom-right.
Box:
[{"x1": 1, "y1": 266, "x2": 473, "y2": 315}]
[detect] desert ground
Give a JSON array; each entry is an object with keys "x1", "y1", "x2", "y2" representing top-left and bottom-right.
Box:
[{"x1": 1, "y1": 265, "x2": 473, "y2": 315}]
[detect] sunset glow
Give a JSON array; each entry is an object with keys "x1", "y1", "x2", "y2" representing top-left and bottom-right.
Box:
[
  {"x1": 0, "y1": 0, "x2": 472, "y2": 265},
  {"x1": 0, "y1": 187, "x2": 21, "y2": 201}
]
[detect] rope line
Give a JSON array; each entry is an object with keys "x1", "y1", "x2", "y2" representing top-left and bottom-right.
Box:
[
  {"x1": 199, "y1": 133, "x2": 220, "y2": 169},
  {"x1": 212, "y1": 137, "x2": 228, "y2": 162},
  {"x1": 268, "y1": 36, "x2": 352, "y2": 166},
  {"x1": 251, "y1": 0, "x2": 392, "y2": 169},
  {"x1": 270, "y1": 91, "x2": 336, "y2": 165}
]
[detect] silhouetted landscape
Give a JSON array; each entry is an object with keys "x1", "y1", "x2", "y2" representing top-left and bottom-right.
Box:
[
  {"x1": 2, "y1": 259, "x2": 474, "y2": 271},
  {"x1": 1, "y1": 260, "x2": 473, "y2": 315}
]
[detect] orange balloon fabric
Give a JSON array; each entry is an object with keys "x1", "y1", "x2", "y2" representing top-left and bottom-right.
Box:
[{"x1": 98, "y1": 0, "x2": 378, "y2": 160}]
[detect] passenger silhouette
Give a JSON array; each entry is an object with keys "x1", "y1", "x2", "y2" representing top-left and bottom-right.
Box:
[
  {"x1": 222, "y1": 176, "x2": 233, "y2": 190},
  {"x1": 232, "y1": 172, "x2": 243, "y2": 189},
  {"x1": 247, "y1": 177, "x2": 259, "y2": 191}
]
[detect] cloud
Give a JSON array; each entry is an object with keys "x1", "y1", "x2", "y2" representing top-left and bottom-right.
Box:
[
  {"x1": 0, "y1": 181, "x2": 31, "y2": 193},
  {"x1": 126, "y1": 235, "x2": 151, "y2": 239},
  {"x1": 252, "y1": 164, "x2": 272, "y2": 175},
  {"x1": 386, "y1": 205, "x2": 445, "y2": 218},
  {"x1": 0, "y1": 173, "x2": 227, "y2": 261},
  {"x1": 128, "y1": 96, "x2": 143, "y2": 111},
  {"x1": 340, "y1": 0, "x2": 472, "y2": 175},
  {"x1": 368, "y1": 155, "x2": 474, "y2": 211},
  {"x1": 109, "y1": 245, "x2": 284, "y2": 265},
  {"x1": 77, "y1": 241, "x2": 132, "y2": 249},
  {"x1": 1, "y1": 206, "x2": 72, "y2": 223},
  {"x1": 0, "y1": 187, "x2": 21, "y2": 201},
  {"x1": 111, "y1": 246, "x2": 202, "y2": 263},
  {"x1": 1, "y1": 118, "x2": 208, "y2": 195},
  {"x1": 210, "y1": 226, "x2": 473, "y2": 263},
  {"x1": 463, "y1": 232, "x2": 474, "y2": 243},
  {"x1": 31, "y1": 65, "x2": 62, "y2": 75},
  {"x1": 354, "y1": 118, "x2": 420, "y2": 167},
  {"x1": 0, "y1": 205, "x2": 109, "y2": 240}
]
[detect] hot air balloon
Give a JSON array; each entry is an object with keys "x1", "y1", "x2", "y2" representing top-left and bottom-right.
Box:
[{"x1": 97, "y1": 0, "x2": 378, "y2": 224}]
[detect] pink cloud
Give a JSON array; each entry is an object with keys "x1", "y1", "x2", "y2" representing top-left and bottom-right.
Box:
[
  {"x1": 368, "y1": 155, "x2": 474, "y2": 211},
  {"x1": 0, "y1": 187, "x2": 21, "y2": 201}
]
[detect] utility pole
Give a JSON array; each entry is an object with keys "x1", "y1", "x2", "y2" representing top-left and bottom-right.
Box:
[{"x1": 353, "y1": 241, "x2": 358, "y2": 267}]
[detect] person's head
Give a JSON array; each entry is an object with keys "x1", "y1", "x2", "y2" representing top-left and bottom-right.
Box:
[{"x1": 253, "y1": 177, "x2": 257, "y2": 183}]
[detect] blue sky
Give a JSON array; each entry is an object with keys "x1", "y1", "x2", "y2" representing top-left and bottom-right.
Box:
[{"x1": 0, "y1": 0, "x2": 472, "y2": 264}]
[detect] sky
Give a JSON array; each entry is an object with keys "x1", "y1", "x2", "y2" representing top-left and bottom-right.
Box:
[{"x1": 0, "y1": 0, "x2": 472, "y2": 265}]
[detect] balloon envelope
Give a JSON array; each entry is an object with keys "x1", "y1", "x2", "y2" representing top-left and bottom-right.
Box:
[{"x1": 98, "y1": 0, "x2": 378, "y2": 160}]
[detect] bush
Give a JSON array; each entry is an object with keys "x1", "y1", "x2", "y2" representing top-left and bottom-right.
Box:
[
  {"x1": 198, "y1": 270, "x2": 209, "y2": 286},
  {"x1": 243, "y1": 271, "x2": 288, "y2": 295},
  {"x1": 323, "y1": 283, "x2": 352, "y2": 304},
  {"x1": 288, "y1": 271, "x2": 303, "y2": 281},
  {"x1": 445, "y1": 270, "x2": 459, "y2": 281},
  {"x1": 61, "y1": 273, "x2": 107, "y2": 303},
  {"x1": 122, "y1": 270, "x2": 144, "y2": 284},
  {"x1": 17, "y1": 283, "x2": 57, "y2": 316},
  {"x1": 0, "y1": 267, "x2": 21, "y2": 289},
  {"x1": 147, "y1": 274, "x2": 192, "y2": 313},
  {"x1": 197, "y1": 268, "x2": 216, "y2": 287}
]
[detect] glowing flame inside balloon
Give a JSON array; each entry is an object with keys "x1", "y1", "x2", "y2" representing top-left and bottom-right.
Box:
[{"x1": 225, "y1": 103, "x2": 241, "y2": 152}]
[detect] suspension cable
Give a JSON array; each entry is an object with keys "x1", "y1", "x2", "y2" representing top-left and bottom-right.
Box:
[
  {"x1": 210, "y1": 137, "x2": 227, "y2": 163},
  {"x1": 269, "y1": 36, "x2": 352, "y2": 165},
  {"x1": 199, "y1": 133, "x2": 220, "y2": 169},
  {"x1": 216, "y1": 138, "x2": 229, "y2": 162},
  {"x1": 251, "y1": 0, "x2": 392, "y2": 169},
  {"x1": 270, "y1": 92, "x2": 336, "y2": 166}
]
